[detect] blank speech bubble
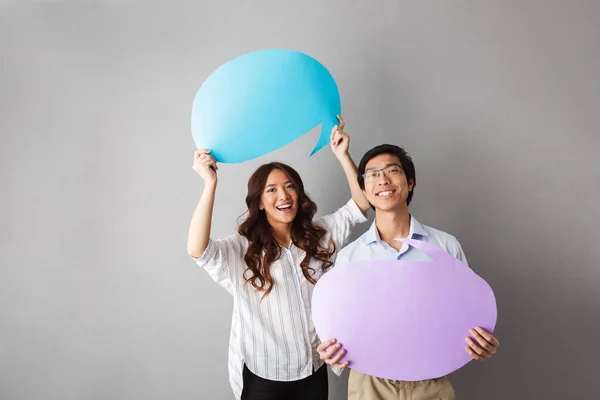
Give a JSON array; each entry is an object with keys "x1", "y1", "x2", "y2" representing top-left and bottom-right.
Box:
[
  {"x1": 312, "y1": 239, "x2": 498, "y2": 381},
  {"x1": 191, "y1": 49, "x2": 341, "y2": 163}
]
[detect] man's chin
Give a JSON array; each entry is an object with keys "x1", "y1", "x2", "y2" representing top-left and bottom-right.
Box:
[{"x1": 374, "y1": 202, "x2": 401, "y2": 212}]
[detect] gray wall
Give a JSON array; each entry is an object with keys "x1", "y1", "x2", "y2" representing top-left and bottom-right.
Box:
[{"x1": 1, "y1": 0, "x2": 599, "y2": 399}]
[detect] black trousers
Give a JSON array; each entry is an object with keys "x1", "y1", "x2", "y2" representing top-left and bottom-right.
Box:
[{"x1": 241, "y1": 364, "x2": 328, "y2": 400}]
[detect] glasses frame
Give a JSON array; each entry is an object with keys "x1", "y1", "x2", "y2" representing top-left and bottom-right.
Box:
[{"x1": 362, "y1": 163, "x2": 404, "y2": 183}]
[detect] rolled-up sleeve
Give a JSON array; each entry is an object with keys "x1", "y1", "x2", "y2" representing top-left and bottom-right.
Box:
[
  {"x1": 315, "y1": 199, "x2": 368, "y2": 253},
  {"x1": 191, "y1": 234, "x2": 245, "y2": 296},
  {"x1": 330, "y1": 365, "x2": 345, "y2": 376}
]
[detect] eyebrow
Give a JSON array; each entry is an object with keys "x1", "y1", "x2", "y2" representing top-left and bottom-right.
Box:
[
  {"x1": 265, "y1": 180, "x2": 293, "y2": 188},
  {"x1": 365, "y1": 163, "x2": 400, "y2": 172}
]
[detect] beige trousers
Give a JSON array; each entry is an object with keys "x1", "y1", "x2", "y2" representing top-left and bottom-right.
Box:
[{"x1": 348, "y1": 370, "x2": 455, "y2": 400}]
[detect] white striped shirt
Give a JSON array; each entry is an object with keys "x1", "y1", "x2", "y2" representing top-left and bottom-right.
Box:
[{"x1": 193, "y1": 199, "x2": 367, "y2": 399}]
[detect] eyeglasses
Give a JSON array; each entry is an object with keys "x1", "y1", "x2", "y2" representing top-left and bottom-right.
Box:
[{"x1": 363, "y1": 164, "x2": 403, "y2": 182}]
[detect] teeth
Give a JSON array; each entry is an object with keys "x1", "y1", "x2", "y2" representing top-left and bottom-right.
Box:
[
  {"x1": 277, "y1": 205, "x2": 292, "y2": 209},
  {"x1": 377, "y1": 191, "x2": 394, "y2": 197}
]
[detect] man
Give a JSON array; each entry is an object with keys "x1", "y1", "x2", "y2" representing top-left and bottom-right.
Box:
[{"x1": 317, "y1": 144, "x2": 499, "y2": 400}]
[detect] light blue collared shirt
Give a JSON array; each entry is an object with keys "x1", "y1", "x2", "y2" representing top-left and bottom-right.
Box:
[
  {"x1": 336, "y1": 215, "x2": 468, "y2": 266},
  {"x1": 329, "y1": 215, "x2": 468, "y2": 377}
]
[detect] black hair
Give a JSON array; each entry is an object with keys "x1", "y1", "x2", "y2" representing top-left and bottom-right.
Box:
[{"x1": 357, "y1": 144, "x2": 416, "y2": 206}]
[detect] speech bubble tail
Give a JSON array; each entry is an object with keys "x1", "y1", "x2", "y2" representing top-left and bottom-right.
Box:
[{"x1": 309, "y1": 123, "x2": 332, "y2": 157}]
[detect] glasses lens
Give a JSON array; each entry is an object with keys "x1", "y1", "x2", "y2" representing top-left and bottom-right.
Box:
[{"x1": 365, "y1": 171, "x2": 378, "y2": 181}]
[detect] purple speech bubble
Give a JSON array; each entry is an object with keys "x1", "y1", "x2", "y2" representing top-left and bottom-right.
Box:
[{"x1": 312, "y1": 239, "x2": 497, "y2": 381}]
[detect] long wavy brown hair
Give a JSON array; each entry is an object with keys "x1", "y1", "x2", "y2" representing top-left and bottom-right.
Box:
[{"x1": 237, "y1": 162, "x2": 335, "y2": 298}]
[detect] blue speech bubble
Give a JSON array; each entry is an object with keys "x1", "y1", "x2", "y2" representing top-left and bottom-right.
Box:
[{"x1": 191, "y1": 49, "x2": 341, "y2": 163}]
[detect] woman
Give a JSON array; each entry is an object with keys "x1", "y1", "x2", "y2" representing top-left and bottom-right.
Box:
[{"x1": 187, "y1": 117, "x2": 370, "y2": 400}]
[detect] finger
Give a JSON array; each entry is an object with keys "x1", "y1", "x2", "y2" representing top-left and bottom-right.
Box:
[
  {"x1": 200, "y1": 154, "x2": 217, "y2": 165},
  {"x1": 327, "y1": 348, "x2": 346, "y2": 365},
  {"x1": 202, "y1": 159, "x2": 217, "y2": 171},
  {"x1": 334, "y1": 361, "x2": 349, "y2": 368},
  {"x1": 197, "y1": 153, "x2": 208, "y2": 162},
  {"x1": 198, "y1": 150, "x2": 213, "y2": 162},
  {"x1": 330, "y1": 125, "x2": 339, "y2": 140},
  {"x1": 202, "y1": 156, "x2": 216, "y2": 165},
  {"x1": 317, "y1": 339, "x2": 336, "y2": 353},
  {"x1": 205, "y1": 160, "x2": 217, "y2": 170},
  {"x1": 337, "y1": 115, "x2": 345, "y2": 130},
  {"x1": 465, "y1": 337, "x2": 491, "y2": 357},
  {"x1": 321, "y1": 343, "x2": 343, "y2": 360},
  {"x1": 474, "y1": 327, "x2": 500, "y2": 347},
  {"x1": 466, "y1": 346, "x2": 484, "y2": 361},
  {"x1": 469, "y1": 329, "x2": 496, "y2": 354},
  {"x1": 331, "y1": 131, "x2": 341, "y2": 146}
]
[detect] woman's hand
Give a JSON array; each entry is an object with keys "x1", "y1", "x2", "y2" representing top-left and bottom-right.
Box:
[{"x1": 193, "y1": 150, "x2": 218, "y2": 185}]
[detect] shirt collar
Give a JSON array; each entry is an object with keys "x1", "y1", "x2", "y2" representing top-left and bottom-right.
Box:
[{"x1": 362, "y1": 214, "x2": 428, "y2": 245}]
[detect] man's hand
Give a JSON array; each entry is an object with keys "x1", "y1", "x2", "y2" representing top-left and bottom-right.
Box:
[
  {"x1": 466, "y1": 327, "x2": 499, "y2": 360},
  {"x1": 317, "y1": 338, "x2": 349, "y2": 368},
  {"x1": 329, "y1": 116, "x2": 350, "y2": 161}
]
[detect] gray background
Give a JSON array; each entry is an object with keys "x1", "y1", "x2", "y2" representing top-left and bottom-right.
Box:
[{"x1": 1, "y1": 0, "x2": 599, "y2": 399}]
